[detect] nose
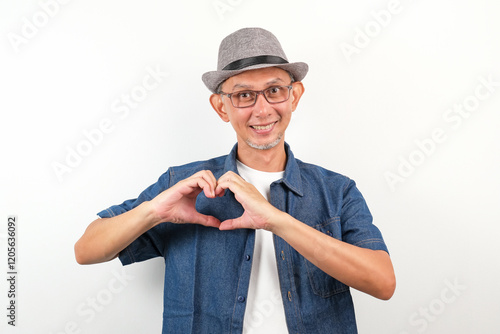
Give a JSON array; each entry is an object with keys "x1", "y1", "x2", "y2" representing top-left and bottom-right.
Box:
[{"x1": 253, "y1": 92, "x2": 271, "y2": 117}]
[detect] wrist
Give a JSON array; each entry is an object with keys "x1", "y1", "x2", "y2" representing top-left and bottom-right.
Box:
[
  {"x1": 267, "y1": 210, "x2": 292, "y2": 236},
  {"x1": 137, "y1": 201, "x2": 162, "y2": 228}
]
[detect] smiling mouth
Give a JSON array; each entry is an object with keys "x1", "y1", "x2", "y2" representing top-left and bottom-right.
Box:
[{"x1": 251, "y1": 122, "x2": 276, "y2": 130}]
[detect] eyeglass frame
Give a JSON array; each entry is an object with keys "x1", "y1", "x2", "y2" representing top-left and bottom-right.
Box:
[{"x1": 219, "y1": 83, "x2": 294, "y2": 108}]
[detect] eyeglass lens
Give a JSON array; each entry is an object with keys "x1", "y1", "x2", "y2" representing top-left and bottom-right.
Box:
[{"x1": 231, "y1": 86, "x2": 291, "y2": 107}]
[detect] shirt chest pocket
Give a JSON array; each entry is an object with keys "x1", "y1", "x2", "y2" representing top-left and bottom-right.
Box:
[{"x1": 304, "y1": 217, "x2": 350, "y2": 298}]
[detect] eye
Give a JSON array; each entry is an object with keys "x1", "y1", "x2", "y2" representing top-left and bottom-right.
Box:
[
  {"x1": 235, "y1": 91, "x2": 254, "y2": 100},
  {"x1": 268, "y1": 86, "x2": 282, "y2": 95}
]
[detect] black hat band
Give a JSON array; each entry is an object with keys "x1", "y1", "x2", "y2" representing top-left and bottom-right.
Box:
[{"x1": 222, "y1": 55, "x2": 288, "y2": 71}]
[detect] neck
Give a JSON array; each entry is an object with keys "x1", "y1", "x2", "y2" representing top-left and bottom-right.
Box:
[{"x1": 236, "y1": 140, "x2": 287, "y2": 172}]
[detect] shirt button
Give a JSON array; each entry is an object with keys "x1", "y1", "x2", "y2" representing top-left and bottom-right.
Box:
[
  {"x1": 281, "y1": 251, "x2": 285, "y2": 260},
  {"x1": 238, "y1": 296, "x2": 246, "y2": 302},
  {"x1": 245, "y1": 255, "x2": 251, "y2": 261},
  {"x1": 326, "y1": 230, "x2": 333, "y2": 237}
]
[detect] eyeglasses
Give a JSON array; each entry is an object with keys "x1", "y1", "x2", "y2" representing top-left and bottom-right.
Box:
[{"x1": 220, "y1": 84, "x2": 293, "y2": 108}]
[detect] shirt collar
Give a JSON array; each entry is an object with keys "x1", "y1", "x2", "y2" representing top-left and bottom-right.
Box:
[{"x1": 224, "y1": 142, "x2": 304, "y2": 197}]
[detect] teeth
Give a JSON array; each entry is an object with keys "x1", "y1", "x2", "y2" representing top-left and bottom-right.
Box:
[{"x1": 252, "y1": 123, "x2": 273, "y2": 130}]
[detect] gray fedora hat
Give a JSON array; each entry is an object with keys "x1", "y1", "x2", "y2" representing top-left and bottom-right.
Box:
[{"x1": 202, "y1": 27, "x2": 308, "y2": 93}]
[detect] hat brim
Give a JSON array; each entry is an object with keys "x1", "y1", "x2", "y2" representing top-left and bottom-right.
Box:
[{"x1": 202, "y1": 62, "x2": 308, "y2": 93}]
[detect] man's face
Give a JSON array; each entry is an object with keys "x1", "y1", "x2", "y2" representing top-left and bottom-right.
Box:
[{"x1": 212, "y1": 67, "x2": 304, "y2": 152}]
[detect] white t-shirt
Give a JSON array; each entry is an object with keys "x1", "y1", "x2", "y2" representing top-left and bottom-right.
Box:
[{"x1": 236, "y1": 160, "x2": 288, "y2": 334}]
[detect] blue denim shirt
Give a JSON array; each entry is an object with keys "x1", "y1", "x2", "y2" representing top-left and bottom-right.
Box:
[{"x1": 98, "y1": 143, "x2": 389, "y2": 334}]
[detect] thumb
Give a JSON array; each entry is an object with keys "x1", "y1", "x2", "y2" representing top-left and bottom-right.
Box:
[
  {"x1": 219, "y1": 217, "x2": 245, "y2": 231},
  {"x1": 188, "y1": 213, "x2": 221, "y2": 228}
]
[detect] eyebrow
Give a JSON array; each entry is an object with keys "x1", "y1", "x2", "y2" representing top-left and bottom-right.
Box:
[{"x1": 230, "y1": 77, "x2": 286, "y2": 92}]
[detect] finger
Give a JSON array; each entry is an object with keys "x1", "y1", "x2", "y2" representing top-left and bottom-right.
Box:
[
  {"x1": 216, "y1": 171, "x2": 244, "y2": 195},
  {"x1": 219, "y1": 218, "x2": 236, "y2": 231},
  {"x1": 195, "y1": 170, "x2": 217, "y2": 187},
  {"x1": 189, "y1": 212, "x2": 221, "y2": 228},
  {"x1": 215, "y1": 188, "x2": 225, "y2": 197},
  {"x1": 196, "y1": 170, "x2": 218, "y2": 197},
  {"x1": 177, "y1": 177, "x2": 207, "y2": 197},
  {"x1": 219, "y1": 217, "x2": 246, "y2": 231},
  {"x1": 214, "y1": 181, "x2": 224, "y2": 197},
  {"x1": 183, "y1": 171, "x2": 217, "y2": 198}
]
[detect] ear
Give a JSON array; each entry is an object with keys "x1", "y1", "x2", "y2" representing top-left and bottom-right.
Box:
[
  {"x1": 290, "y1": 81, "x2": 305, "y2": 112},
  {"x1": 210, "y1": 93, "x2": 230, "y2": 122}
]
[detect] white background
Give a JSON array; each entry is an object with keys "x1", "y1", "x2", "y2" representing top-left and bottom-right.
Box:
[{"x1": 1, "y1": 0, "x2": 499, "y2": 333}]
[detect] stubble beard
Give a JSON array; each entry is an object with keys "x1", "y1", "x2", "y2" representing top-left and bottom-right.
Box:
[{"x1": 245, "y1": 133, "x2": 283, "y2": 150}]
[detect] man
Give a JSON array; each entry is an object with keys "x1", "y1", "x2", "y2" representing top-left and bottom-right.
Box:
[{"x1": 75, "y1": 27, "x2": 395, "y2": 333}]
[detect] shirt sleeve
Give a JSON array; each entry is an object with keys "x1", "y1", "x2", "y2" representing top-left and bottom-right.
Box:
[
  {"x1": 340, "y1": 179, "x2": 389, "y2": 254},
  {"x1": 96, "y1": 169, "x2": 172, "y2": 265}
]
